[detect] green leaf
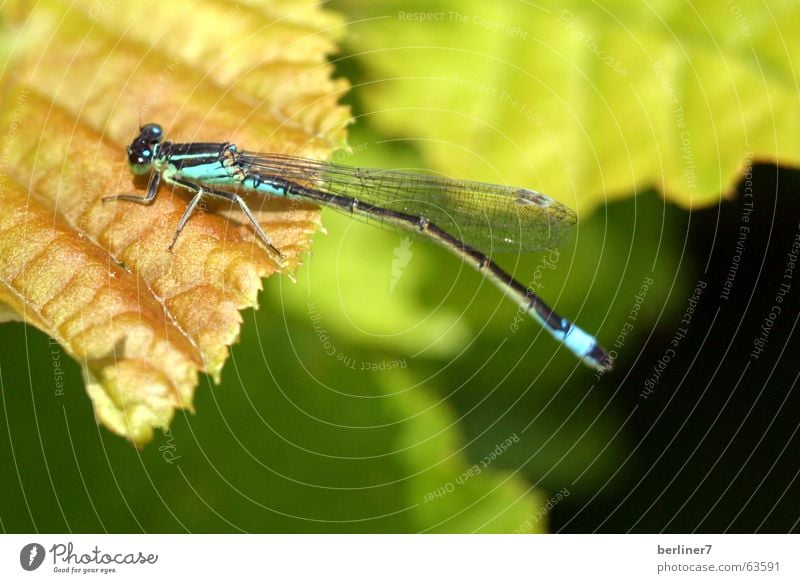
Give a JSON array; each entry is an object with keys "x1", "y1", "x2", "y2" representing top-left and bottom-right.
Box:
[{"x1": 335, "y1": 0, "x2": 799, "y2": 210}]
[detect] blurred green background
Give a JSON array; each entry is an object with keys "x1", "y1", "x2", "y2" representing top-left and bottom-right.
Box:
[{"x1": 2, "y1": 0, "x2": 799, "y2": 533}]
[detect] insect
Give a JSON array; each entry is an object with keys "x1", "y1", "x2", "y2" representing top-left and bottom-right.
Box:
[{"x1": 104, "y1": 123, "x2": 611, "y2": 371}]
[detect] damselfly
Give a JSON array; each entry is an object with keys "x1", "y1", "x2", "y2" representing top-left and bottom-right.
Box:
[{"x1": 104, "y1": 123, "x2": 612, "y2": 371}]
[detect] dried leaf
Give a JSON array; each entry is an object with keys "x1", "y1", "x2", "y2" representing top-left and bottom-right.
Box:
[
  {"x1": 0, "y1": 0, "x2": 350, "y2": 444},
  {"x1": 0, "y1": 175, "x2": 201, "y2": 445}
]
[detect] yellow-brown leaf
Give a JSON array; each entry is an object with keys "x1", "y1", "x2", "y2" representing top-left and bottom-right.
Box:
[{"x1": 0, "y1": 0, "x2": 350, "y2": 444}]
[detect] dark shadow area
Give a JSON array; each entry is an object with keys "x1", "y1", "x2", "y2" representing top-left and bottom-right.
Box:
[{"x1": 551, "y1": 164, "x2": 800, "y2": 532}]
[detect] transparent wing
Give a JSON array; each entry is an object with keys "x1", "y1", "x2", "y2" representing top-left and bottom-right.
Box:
[{"x1": 239, "y1": 152, "x2": 576, "y2": 253}]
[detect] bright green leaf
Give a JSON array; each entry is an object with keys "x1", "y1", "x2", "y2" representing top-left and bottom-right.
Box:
[{"x1": 335, "y1": 0, "x2": 799, "y2": 210}]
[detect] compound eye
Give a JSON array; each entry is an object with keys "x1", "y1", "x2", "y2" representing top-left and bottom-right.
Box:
[
  {"x1": 127, "y1": 142, "x2": 153, "y2": 175},
  {"x1": 140, "y1": 123, "x2": 164, "y2": 143}
]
